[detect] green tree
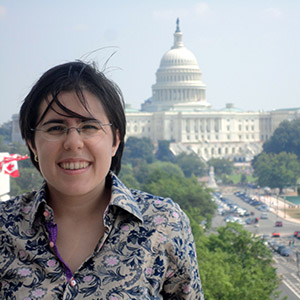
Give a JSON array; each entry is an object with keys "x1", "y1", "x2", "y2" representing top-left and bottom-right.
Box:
[
  {"x1": 0, "y1": 136, "x2": 9, "y2": 152},
  {"x1": 0, "y1": 121, "x2": 12, "y2": 144},
  {"x1": 253, "y1": 152, "x2": 300, "y2": 191},
  {"x1": 10, "y1": 167, "x2": 43, "y2": 196},
  {"x1": 118, "y1": 164, "x2": 140, "y2": 190},
  {"x1": 208, "y1": 158, "x2": 234, "y2": 177},
  {"x1": 240, "y1": 173, "x2": 247, "y2": 185},
  {"x1": 155, "y1": 140, "x2": 175, "y2": 162},
  {"x1": 175, "y1": 152, "x2": 207, "y2": 177},
  {"x1": 263, "y1": 119, "x2": 300, "y2": 159},
  {"x1": 197, "y1": 223, "x2": 280, "y2": 300},
  {"x1": 122, "y1": 137, "x2": 155, "y2": 166},
  {"x1": 141, "y1": 165, "x2": 215, "y2": 224},
  {"x1": 133, "y1": 160, "x2": 184, "y2": 185}
]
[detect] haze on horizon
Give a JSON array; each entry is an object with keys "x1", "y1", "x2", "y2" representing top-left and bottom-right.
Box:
[{"x1": 1, "y1": 0, "x2": 300, "y2": 125}]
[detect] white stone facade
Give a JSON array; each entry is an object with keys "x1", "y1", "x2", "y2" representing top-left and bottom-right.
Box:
[
  {"x1": 0, "y1": 152, "x2": 10, "y2": 201},
  {"x1": 9, "y1": 19, "x2": 300, "y2": 162},
  {"x1": 126, "y1": 19, "x2": 265, "y2": 162}
]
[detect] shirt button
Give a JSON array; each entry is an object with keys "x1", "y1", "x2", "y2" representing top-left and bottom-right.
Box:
[
  {"x1": 70, "y1": 278, "x2": 77, "y2": 287},
  {"x1": 43, "y1": 210, "x2": 50, "y2": 218},
  {"x1": 49, "y1": 241, "x2": 55, "y2": 248}
]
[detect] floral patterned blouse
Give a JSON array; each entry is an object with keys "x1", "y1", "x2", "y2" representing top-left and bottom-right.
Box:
[{"x1": 0, "y1": 173, "x2": 204, "y2": 299}]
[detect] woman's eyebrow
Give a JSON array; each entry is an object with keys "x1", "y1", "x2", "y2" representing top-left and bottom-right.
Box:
[
  {"x1": 41, "y1": 119, "x2": 65, "y2": 126},
  {"x1": 41, "y1": 118, "x2": 99, "y2": 126}
]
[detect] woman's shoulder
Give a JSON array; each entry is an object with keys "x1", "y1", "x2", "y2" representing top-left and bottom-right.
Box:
[
  {"x1": 129, "y1": 188, "x2": 189, "y2": 223},
  {"x1": 0, "y1": 191, "x2": 36, "y2": 218}
]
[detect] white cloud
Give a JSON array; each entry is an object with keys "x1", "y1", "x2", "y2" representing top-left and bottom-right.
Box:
[
  {"x1": 262, "y1": 7, "x2": 283, "y2": 20},
  {"x1": 153, "y1": 9, "x2": 189, "y2": 21},
  {"x1": 194, "y1": 2, "x2": 209, "y2": 16},
  {"x1": 69, "y1": 23, "x2": 89, "y2": 32},
  {"x1": 0, "y1": 5, "x2": 7, "y2": 20},
  {"x1": 153, "y1": 2, "x2": 210, "y2": 21}
]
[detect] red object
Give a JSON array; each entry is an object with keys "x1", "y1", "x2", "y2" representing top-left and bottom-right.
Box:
[
  {"x1": 3, "y1": 160, "x2": 19, "y2": 177},
  {"x1": 0, "y1": 154, "x2": 29, "y2": 177}
]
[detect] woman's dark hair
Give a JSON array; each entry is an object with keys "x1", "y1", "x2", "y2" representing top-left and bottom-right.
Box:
[{"x1": 19, "y1": 61, "x2": 126, "y2": 175}]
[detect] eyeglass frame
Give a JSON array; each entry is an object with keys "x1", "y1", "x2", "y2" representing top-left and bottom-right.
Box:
[{"x1": 30, "y1": 120, "x2": 112, "y2": 141}]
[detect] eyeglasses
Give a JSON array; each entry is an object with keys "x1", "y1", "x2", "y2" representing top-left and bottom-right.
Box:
[{"x1": 31, "y1": 121, "x2": 112, "y2": 141}]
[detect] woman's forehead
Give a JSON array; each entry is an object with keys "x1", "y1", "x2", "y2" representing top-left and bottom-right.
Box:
[{"x1": 38, "y1": 90, "x2": 107, "y2": 121}]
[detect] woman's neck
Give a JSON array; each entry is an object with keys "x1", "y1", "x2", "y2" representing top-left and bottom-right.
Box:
[{"x1": 46, "y1": 184, "x2": 111, "y2": 222}]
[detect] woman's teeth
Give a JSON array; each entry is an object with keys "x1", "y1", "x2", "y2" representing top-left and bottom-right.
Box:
[{"x1": 60, "y1": 161, "x2": 89, "y2": 170}]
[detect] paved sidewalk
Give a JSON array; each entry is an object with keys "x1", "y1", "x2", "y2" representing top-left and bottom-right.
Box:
[{"x1": 252, "y1": 194, "x2": 300, "y2": 224}]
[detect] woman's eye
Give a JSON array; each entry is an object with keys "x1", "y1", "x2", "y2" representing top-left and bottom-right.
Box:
[
  {"x1": 82, "y1": 124, "x2": 101, "y2": 131},
  {"x1": 82, "y1": 124, "x2": 100, "y2": 130},
  {"x1": 47, "y1": 125, "x2": 65, "y2": 133}
]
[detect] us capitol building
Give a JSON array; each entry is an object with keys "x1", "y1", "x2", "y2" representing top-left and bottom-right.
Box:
[
  {"x1": 10, "y1": 19, "x2": 300, "y2": 162},
  {"x1": 125, "y1": 19, "x2": 300, "y2": 162}
]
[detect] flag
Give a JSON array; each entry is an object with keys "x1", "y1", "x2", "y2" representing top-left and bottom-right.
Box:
[
  {"x1": 3, "y1": 160, "x2": 19, "y2": 177},
  {"x1": 2, "y1": 154, "x2": 29, "y2": 164},
  {"x1": 0, "y1": 154, "x2": 29, "y2": 177}
]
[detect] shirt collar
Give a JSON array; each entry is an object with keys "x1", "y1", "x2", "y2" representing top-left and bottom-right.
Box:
[
  {"x1": 109, "y1": 172, "x2": 144, "y2": 223},
  {"x1": 28, "y1": 173, "x2": 143, "y2": 227},
  {"x1": 29, "y1": 181, "x2": 48, "y2": 227}
]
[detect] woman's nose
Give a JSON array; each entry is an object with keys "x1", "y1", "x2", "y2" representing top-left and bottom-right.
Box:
[{"x1": 63, "y1": 127, "x2": 84, "y2": 150}]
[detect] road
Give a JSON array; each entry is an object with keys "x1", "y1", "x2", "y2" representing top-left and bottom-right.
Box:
[{"x1": 212, "y1": 189, "x2": 300, "y2": 300}]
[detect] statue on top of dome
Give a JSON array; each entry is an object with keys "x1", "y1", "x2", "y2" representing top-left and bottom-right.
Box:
[{"x1": 176, "y1": 17, "x2": 180, "y2": 33}]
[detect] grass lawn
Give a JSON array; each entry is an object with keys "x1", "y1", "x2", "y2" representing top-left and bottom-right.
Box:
[
  {"x1": 228, "y1": 174, "x2": 257, "y2": 185},
  {"x1": 284, "y1": 208, "x2": 300, "y2": 220}
]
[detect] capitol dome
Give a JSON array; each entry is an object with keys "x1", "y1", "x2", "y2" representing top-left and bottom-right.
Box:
[
  {"x1": 159, "y1": 47, "x2": 199, "y2": 68},
  {"x1": 142, "y1": 18, "x2": 210, "y2": 112}
]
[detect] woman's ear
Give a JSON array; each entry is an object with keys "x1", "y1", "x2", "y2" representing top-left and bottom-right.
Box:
[
  {"x1": 27, "y1": 140, "x2": 36, "y2": 157},
  {"x1": 112, "y1": 130, "x2": 121, "y2": 157}
]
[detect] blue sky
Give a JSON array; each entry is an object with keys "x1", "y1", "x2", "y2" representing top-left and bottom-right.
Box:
[{"x1": 1, "y1": 0, "x2": 300, "y2": 124}]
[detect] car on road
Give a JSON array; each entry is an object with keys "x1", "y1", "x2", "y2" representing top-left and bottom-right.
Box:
[
  {"x1": 260, "y1": 212, "x2": 268, "y2": 219},
  {"x1": 275, "y1": 221, "x2": 283, "y2": 227},
  {"x1": 276, "y1": 245, "x2": 286, "y2": 254},
  {"x1": 279, "y1": 248, "x2": 292, "y2": 257},
  {"x1": 272, "y1": 232, "x2": 280, "y2": 238},
  {"x1": 294, "y1": 230, "x2": 300, "y2": 237},
  {"x1": 245, "y1": 217, "x2": 259, "y2": 225}
]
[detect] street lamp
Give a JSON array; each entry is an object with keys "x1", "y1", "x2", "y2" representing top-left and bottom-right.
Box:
[
  {"x1": 274, "y1": 188, "x2": 279, "y2": 218},
  {"x1": 296, "y1": 251, "x2": 300, "y2": 277},
  {"x1": 284, "y1": 196, "x2": 286, "y2": 219}
]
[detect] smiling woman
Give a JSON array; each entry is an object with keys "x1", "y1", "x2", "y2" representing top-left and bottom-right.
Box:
[{"x1": 0, "y1": 61, "x2": 204, "y2": 299}]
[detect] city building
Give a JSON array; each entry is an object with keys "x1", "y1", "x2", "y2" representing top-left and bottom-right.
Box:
[
  {"x1": 0, "y1": 152, "x2": 10, "y2": 201},
  {"x1": 9, "y1": 19, "x2": 300, "y2": 162},
  {"x1": 125, "y1": 19, "x2": 300, "y2": 162}
]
